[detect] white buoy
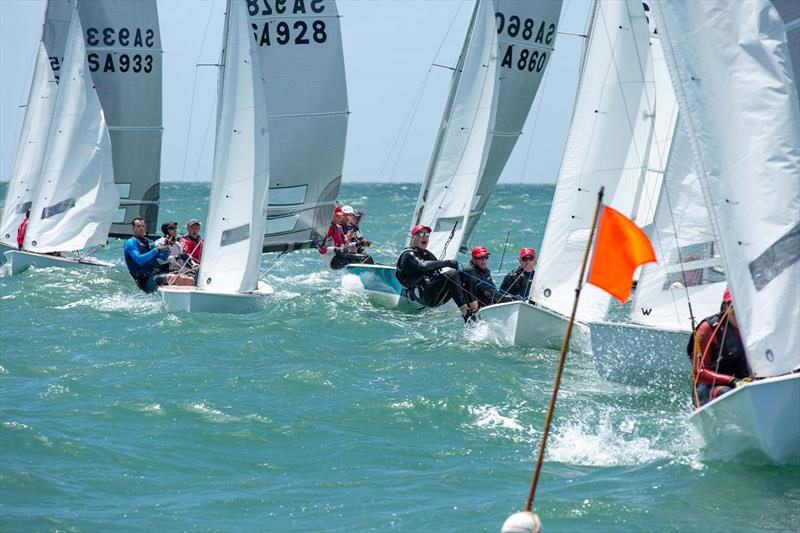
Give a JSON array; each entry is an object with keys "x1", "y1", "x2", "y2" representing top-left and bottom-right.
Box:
[{"x1": 501, "y1": 511, "x2": 542, "y2": 533}]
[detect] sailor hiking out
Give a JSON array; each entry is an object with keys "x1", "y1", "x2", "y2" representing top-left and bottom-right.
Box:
[
  {"x1": 499, "y1": 247, "x2": 537, "y2": 299},
  {"x1": 395, "y1": 224, "x2": 472, "y2": 322},
  {"x1": 689, "y1": 287, "x2": 752, "y2": 406},
  {"x1": 462, "y1": 246, "x2": 515, "y2": 312},
  {"x1": 124, "y1": 218, "x2": 195, "y2": 293}
]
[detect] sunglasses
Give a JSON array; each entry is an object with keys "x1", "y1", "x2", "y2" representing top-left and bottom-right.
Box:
[
  {"x1": 475, "y1": 255, "x2": 489, "y2": 260},
  {"x1": 521, "y1": 256, "x2": 536, "y2": 262},
  {"x1": 414, "y1": 232, "x2": 430, "y2": 237}
]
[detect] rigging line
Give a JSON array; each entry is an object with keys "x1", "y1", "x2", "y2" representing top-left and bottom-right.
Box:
[
  {"x1": 191, "y1": 104, "x2": 218, "y2": 182},
  {"x1": 383, "y1": 0, "x2": 469, "y2": 183},
  {"x1": 179, "y1": 0, "x2": 218, "y2": 182},
  {"x1": 259, "y1": 251, "x2": 287, "y2": 281}
]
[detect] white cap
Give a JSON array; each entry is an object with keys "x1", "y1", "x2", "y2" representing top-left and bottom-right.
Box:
[{"x1": 341, "y1": 205, "x2": 355, "y2": 215}]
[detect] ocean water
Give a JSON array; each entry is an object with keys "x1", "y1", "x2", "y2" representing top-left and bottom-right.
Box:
[{"x1": 1, "y1": 182, "x2": 798, "y2": 532}]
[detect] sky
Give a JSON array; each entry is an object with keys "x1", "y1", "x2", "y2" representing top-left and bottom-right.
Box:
[{"x1": 0, "y1": 0, "x2": 591, "y2": 184}]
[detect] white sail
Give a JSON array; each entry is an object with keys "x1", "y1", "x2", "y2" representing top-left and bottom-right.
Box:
[
  {"x1": 653, "y1": 0, "x2": 800, "y2": 377},
  {"x1": 244, "y1": 0, "x2": 348, "y2": 252},
  {"x1": 412, "y1": 0, "x2": 563, "y2": 260},
  {"x1": 78, "y1": 0, "x2": 162, "y2": 237},
  {"x1": 531, "y1": 0, "x2": 655, "y2": 321},
  {"x1": 0, "y1": 0, "x2": 72, "y2": 246},
  {"x1": 24, "y1": 9, "x2": 118, "y2": 254},
  {"x1": 631, "y1": 116, "x2": 726, "y2": 330},
  {"x1": 197, "y1": 0, "x2": 269, "y2": 294}
]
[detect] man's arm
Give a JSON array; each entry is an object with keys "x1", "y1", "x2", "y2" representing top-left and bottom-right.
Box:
[{"x1": 124, "y1": 239, "x2": 158, "y2": 266}]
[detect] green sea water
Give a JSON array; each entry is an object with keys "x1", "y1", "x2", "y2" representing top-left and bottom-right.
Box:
[{"x1": 1, "y1": 182, "x2": 798, "y2": 532}]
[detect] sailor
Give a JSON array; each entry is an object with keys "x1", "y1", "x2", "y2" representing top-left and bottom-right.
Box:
[
  {"x1": 689, "y1": 287, "x2": 750, "y2": 406},
  {"x1": 16, "y1": 208, "x2": 30, "y2": 251},
  {"x1": 320, "y1": 206, "x2": 373, "y2": 269},
  {"x1": 499, "y1": 247, "x2": 536, "y2": 299},
  {"x1": 395, "y1": 224, "x2": 472, "y2": 322},
  {"x1": 462, "y1": 246, "x2": 514, "y2": 311},
  {"x1": 341, "y1": 205, "x2": 374, "y2": 260},
  {"x1": 155, "y1": 220, "x2": 194, "y2": 275},
  {"x1": 180, "y1": 219, "x2": 204, "y2": 263},
  {"x1": 124, "y1": 217, "x2": 195, "y2": 293}
]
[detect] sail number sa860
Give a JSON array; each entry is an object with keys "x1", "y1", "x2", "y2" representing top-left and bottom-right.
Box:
[
  {"x1": 495, "y1": 11, "x2": 557, "y2": 73},
  {"x1": 247, "y1": 0, "x2": 328, "y2": 46}
]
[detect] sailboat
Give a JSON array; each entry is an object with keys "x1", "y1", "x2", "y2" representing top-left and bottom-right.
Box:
[
  {"x1": 4, "y1": 4, "x2": 120, "y2": 275},
  {"x1": 477, "y1": 0, "x2": 656, "y2": 348},
  {"x1": 0, "y1": 0, "x2": 71, "y2": 261},
  {"x1": 653, "y1": 0, "x2": 799, "y2": 463},
  {"x1": 159, "y1": 0, "x2": 273, "y2": 314},
  {"x1": 346, "y1": 0, "x2": 564, "y2": 310},
  {"x1": 3, "y1": 0, "x2": 163, "y2": 273}
]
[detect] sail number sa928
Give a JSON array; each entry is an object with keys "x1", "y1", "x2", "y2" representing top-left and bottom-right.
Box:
[
  {"x1": 246, "y1": 0, "x2": 329, "y2": 46},
  {"x1": 495, "y1": 12, "x2": 557, "y2": 73}
]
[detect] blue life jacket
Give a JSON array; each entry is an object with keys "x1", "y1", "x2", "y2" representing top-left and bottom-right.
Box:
[{"x1": 124, "y1": 236, "x2": 159, "y2": 283}]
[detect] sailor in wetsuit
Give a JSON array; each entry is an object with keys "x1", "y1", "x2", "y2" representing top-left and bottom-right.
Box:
[
  {"x1": 124, "y1": 217, "x2": 195, "y2": 293},
  {"x1": 395, "y1": 224, "x2": 472, "y2": 322},
  {"x1": 462, "y1": 246, "x2": 514, "y2": 311},
  {"x1": 690, "y1": 287, "x2": 751, "y2": 406},
  {"x1": 499, "y1": 247, "x2": 536, "y2": 299}
]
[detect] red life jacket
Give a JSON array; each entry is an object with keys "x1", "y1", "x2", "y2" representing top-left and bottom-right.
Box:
[
  {"x1": 181, "y1": 235, "x2": 203, "y2": 262},
  {"x1": 16, "y1": 217, "x2": 29, "y2": 247}
]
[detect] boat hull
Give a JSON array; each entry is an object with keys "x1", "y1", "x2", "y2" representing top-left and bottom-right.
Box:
[
  {"x1": 0, "y1": 242, "x2": 14, "y2": 263},
  {"x1": 159, "y1": 281, "x2": 274, "y2": 314},
  {"x1": 4, "y1": 250, "x2": 113, "y2": 275},
  {"x1": 690, "y1": 373, "x2": 800, "y2": 464},
  {"x1": 476, "y1": 300, "x2": 590, "y2": 351},
  {"x1": 589, "y1": 321, "x2": 689, "y2": 384},
  {"x1": 344, "y1": 263, "x2": 424, "y2": 312}
]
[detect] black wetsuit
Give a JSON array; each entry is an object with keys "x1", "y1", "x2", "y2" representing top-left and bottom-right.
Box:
[
  {"x1": 395, "y1": 247, "x2": 466, "y2": 308},
  {"x1": 499, "y1": 267, "x2": 534, "y2": 299},
  {"x1": 463, "y1": 262, "x2": 514, "y2": 308}
]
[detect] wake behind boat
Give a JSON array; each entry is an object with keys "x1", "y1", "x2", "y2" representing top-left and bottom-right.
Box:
[{"x1": 3, "y1": 249, "x2": 113, "y2": 275}]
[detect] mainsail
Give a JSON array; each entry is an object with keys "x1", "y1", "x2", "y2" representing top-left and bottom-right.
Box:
[
  {"x1": 531, "y1": 0, "x2": 655, "y2": 321},
  {"x1": 24, "y1": 8, "x2": 119, "y2": 254},
  {"x1": 0, "y1": 0, "x2": 71, "y2": 246},
  {"x1": 77, "y1": 0, "x2": 162, "y2": 238},
  {"x1": 653, "y1": 0, "x2": 800, "y2": 377},
  {"x1": 244, "y1": 0, "x2": 348, "y2": 252},
  {"x1": 197, "y1": 0, "x2": 270, "y2": 294},
  {"x1": 411, "y1": 0, "x2": 563, "y2": 260}
]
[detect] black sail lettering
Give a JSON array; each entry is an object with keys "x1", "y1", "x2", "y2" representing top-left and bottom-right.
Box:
[
  {"x1": 86, "y1": 27, "x2": 99, "y2": 46},
  {"x1": 501, "y1": 45, "x2": 513, "y2": 68},
  {"x1": 103, "y1": 54, "x2": 115, "y2": 72},
  {"x1": 545, "y1": 23, "x2": 556, "y2": 44},
  {"x1": 535, "y1": 21, "x2": 546, "y2": 43},
  {"x1": 145, "y1": 29, "x2": 154, "y2": 47},
  {"x1": 293, "y1": 0, "x2": 307, "y2": 14},
  {"x1": 310, "y1": 0, "x2": 324, "y2": 14},
  {"x1": 88, "y1": 52, "x2": 99, "y2": 71},
  {"x1": 103, "y1": 27, "x2": 115, "y2": 46}
]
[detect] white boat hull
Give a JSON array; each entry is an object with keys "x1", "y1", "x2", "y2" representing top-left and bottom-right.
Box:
[
  {"x1": 0, "y1": 242, "x2": 14, "y2": 263},
  {"x1": 159, "y1": 281, "x2": 274, "y2": 314},
  {"x1": 4, "y1": 250, "x2": 113, "y2": 275},
  {"x1": 690, "y1": 373, "x2": 800, "y2": 464},
  {"x1": 589, "y1": 321, "x2": 689, "y2": 384},
  {"x1": 476, "y1": 300, "x2": 590, "y2": 351},
  {"x1": 344, "y1": 263, "x2": 424, "y2": 312}
]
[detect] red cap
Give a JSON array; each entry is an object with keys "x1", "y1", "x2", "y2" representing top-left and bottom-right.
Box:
[
  {"x1": 334, "y1": 206, "x2": 344, "y2": 215},
  {"x1": 410, "y1": 224, "x2": 432, "y2": 235},
  {"x1": 723, "y1": 287, "x2": 732, "y2": 303},
  {"x1": 519, "y1": 247, "x2": 536, "y2": 259},
  {"x1": 471, "y1": 246, "x2": 490, "y2": 258}
]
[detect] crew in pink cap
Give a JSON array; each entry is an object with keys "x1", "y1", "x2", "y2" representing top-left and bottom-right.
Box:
[{"x1": 461, "y1": 245, "x2": 514, "y2": 312}]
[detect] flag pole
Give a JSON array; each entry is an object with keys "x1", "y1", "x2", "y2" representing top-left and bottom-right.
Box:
[{"x1": 524, "y1": 186, "x2": 604, "y2": 513}]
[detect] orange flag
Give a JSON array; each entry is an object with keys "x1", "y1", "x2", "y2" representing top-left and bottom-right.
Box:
[{"x1": 587, "y1": 205, "x2": 656, "y2": 303}]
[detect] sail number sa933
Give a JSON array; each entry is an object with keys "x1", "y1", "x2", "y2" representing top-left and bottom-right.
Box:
[
  {"x1": 495, "y1": 12, "x2": 557, "y2": 73},
  {"x1": 247, "y1": 0, "x2": 329, "y2": 46},
  {"x1": 85, "y1": 27, "x2": 157, "y2": 74}
]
